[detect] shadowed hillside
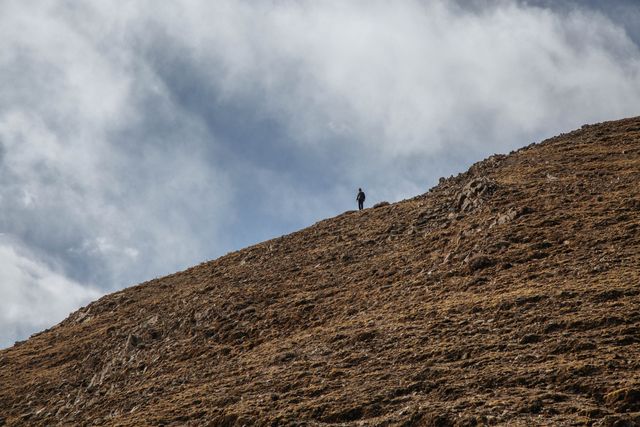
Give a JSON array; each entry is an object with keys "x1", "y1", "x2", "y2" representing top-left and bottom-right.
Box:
[{"x1": 1, "y1": 117, "x2": 640, "y2": 426}]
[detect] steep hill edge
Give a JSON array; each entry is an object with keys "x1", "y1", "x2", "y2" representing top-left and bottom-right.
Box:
[{"x1": 1, "y1": 116, "x2": 640, "y2": 426}]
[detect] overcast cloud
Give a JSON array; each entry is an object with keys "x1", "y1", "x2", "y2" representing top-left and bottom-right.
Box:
[{"x1": 1, "y1": 0, "x2": 639, "y2": 348}]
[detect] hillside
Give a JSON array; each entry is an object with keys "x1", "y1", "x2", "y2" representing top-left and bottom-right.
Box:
[{"x1": 1, "y1": 117, "x2": 640, "y2": 426}]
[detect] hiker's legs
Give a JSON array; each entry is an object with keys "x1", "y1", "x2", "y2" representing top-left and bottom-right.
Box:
[{"x1": 358, "y1": 201, "x2": 363, "y2": 210}]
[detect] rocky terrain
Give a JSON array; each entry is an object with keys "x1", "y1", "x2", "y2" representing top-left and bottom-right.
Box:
[{"x1": 1, "y1": 117, "x2": 640, "y2": 426}]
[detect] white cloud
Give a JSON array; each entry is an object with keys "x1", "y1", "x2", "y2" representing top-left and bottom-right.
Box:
[
  {"x1": 141, "y1": 1, "x2": 639, "y2": 148},
  {"x1": 0, "y1": 0, "x2": 639, "y2": 347},
  {"x1": 138, "y1": 0, "x2": 640, "y2": 201},
  {"x1": 0, "y1": 0, "x2": 234, "y2": 347},
  {"x1": 0, "y1": 237, "x2": 100, "y2": 348}
]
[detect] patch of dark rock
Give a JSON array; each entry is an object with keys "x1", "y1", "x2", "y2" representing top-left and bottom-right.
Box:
[
  {"x1": 213, "y1": 414, "x2": 239, "y2": 427},
  {"x1": 621, "y1": 326, "x2": 640, "y2": 335},
  {"x1": 551, "y1": 340, "x2": 597, "y2": 354},
  {"x1": 554, "y1": 365, "x2": 600, "y2": 383},
  {"x1": 470, "y1": 305, "x2": 483, "y2": 314},
  {"x1": 535, "y1": 218, "x2": 561, "y2": 227},
  {"x1": 500, "y1": 262, "x2": 513, "y2": 270},
  {"x1": 323, "y1": 406, "x2": 364, "y2": 423},
  {"x1": 298, "y1": 303, "x2": 315, "y2": 313},
  {"x1": 527, "y1": 250, "x2": 549, "y2": 261},
  {"x1": 373, "y1": 201, "x2": 390, "y2": 208},
  {"x1": 346, "y1": 307, "x2": 358, "y2": 316},
  {"x1": 353, "y1": 330, "x2": 378, "y2": 343},
  {"x1": 229, "y1": 330, "x2": 247, "y2": 341},
  {"x1": 543, "y1": 321, "x2": 566, "y2": 333},
  {"x1": 520, "y1": 334, "x2": 542, "y2": 344},
  {"x1": 436, "y1": 385, "x2": 462, "y2": 400},
  {"x1": 126, "y1": 334, "x2": 141, "y2": 348},
  {"x1": 531, "y1": 241, "x2": 553, "y2": 250},
  {"x1": 578, "y1": 407, "x2": 609, "y2": 419},
  {"x1": 203, "y1": 329, "x2": 217, "y2": 339},
  {"x1": 489, "y1": 240, "x2": 511, "y2": 251},
  {"x1": 519, "y1": 206, "x2": 535, "y2": 215},
  {"x1": 540, "y1": 392, "x2": 570, "y2": 403},
  {"x1": 464, "y1": 276, "x2": 488, "y2": 289},
  {"x1": 363, "y1": 403, "x2": 383, "y2": 418},
  {"x1": 341, "y1": 355, "x2": 368, "y2": 368},
  {"x1": 274, "y1": 351, "x2": 297, "y2": 364},
  {"x1": 591, "y1": 289, "x2": 625, "y2": 303},
  {"x1": 615, "y1": 336, "x2": 638, "y2": 346},
  {"x1": 148, "y1": 329, "x2": 162, "y2": 340},
  {"x1": 389, "y1": 381, "x2": 434, "y2": 398},
  {"x1": 558, "y1": 290, "x2": 578, "y2": 299},
  {"x1": 467, "y1": 255, "x2": 496, "y2": 272},
  {"x1": 419, "y1": 413, "x2": 454, "y2": 427},
  {"x1": 330, "y1": 333, "x2": 348, "y2": 343},
  {"x1": 559, "y1": 380, "x2": 597, "y2": 396},
  {"x1": 518, "y1": 398, "x2": 543, "y2": 414},
  {"x1": 340, "y1": 254, "x2": 353, "y2": 263},
  {"x1": 514, "y1": 294, "x2": 547, "y2": 306},
  {"x1": 455, "y1": 415, "x2": 490, "y2": 427},
  {"x1": 599, "y1": 316, "x2": 626, "y2": 327},
  {"x1": 573, "y1": 364, "x2": 600, "y2": 377},
  {"x1": 605, "y1": 387, "x2": 640, "y2": 413},
  {"x1": 599, "y1": 413, "x2": 640, "y2": 427},
  {"x1": 498, "y1": 300, "x2": 513, "y2": 311},
  {"x1": 507, "y1": 233, "x2": 527, "y2": 243}
]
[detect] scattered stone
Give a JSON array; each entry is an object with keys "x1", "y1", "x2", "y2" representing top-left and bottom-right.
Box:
[
  {"x1": 373, "y1": 201, "x2": 390, "y2": 208},
  {"x1": 455, "y1": 177, "x2": 497, "y2": 212},
  {"x1": 495, "y1": 208, "x2": 518, "y2": 225}
]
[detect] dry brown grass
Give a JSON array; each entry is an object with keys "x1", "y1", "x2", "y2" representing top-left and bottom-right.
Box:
[{"x1": 2, "y1": 117, "x2": 640, "y2": 426}]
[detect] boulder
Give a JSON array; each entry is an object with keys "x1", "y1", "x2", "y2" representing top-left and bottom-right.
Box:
[{"x1": 455, "y1": 178, "x2": 496, "y2": 212}]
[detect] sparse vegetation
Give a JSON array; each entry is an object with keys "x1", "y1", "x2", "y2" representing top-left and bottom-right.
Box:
[{"x1": 1, "y1": 117, "x2": 640, "y2": 425}]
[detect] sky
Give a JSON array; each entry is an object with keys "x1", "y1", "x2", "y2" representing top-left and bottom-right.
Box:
[{"x1": 1, "y1": 0, "x2": 639, "y2": 348}]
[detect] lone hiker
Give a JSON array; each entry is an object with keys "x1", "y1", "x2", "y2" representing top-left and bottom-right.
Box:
[{"x1": 356, "y1": 188, "x2": 366, "y2": 210}]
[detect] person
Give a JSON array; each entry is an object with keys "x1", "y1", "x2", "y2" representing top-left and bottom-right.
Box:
[{"x1": 356, "y1": 188, "x2": 366, "y2": 210}]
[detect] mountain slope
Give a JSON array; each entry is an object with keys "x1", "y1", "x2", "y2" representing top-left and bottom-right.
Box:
[{"x1": 1, "y1": 117, "x2": 640, "y2": 426}]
